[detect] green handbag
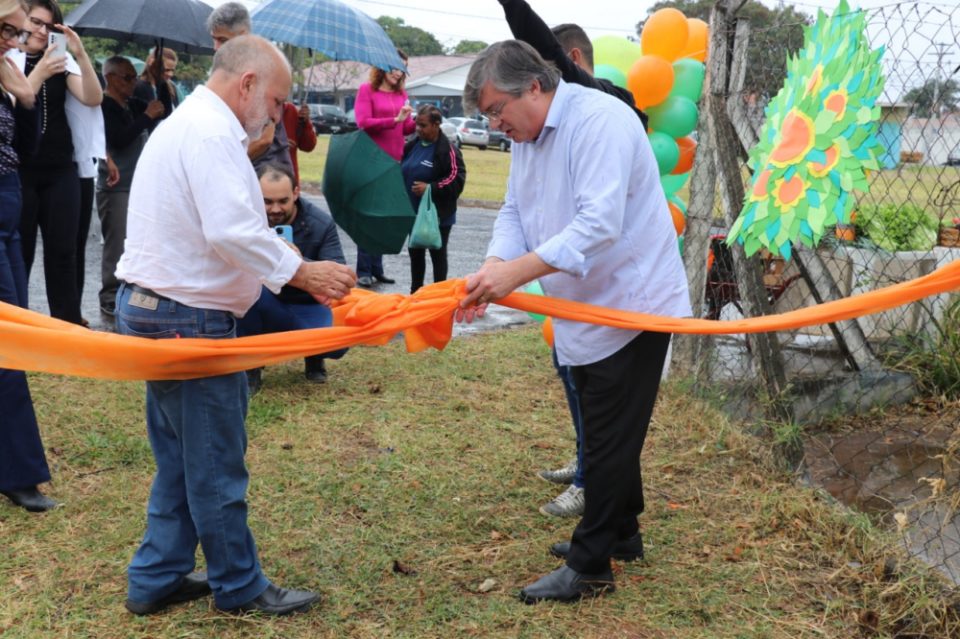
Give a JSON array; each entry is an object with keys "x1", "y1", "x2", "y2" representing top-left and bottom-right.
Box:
[{"x1": 408, "y1": 184, "x2": 442, "y2": 250}]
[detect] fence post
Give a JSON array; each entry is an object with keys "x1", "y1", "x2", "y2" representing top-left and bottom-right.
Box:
[{"x1": 707, "y1": 1, "x2": 790, "y2": 417}]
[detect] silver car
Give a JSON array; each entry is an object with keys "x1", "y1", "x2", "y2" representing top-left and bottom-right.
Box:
[{"x1": 446, "y1": 117, "x2": 489, "y2": 150}]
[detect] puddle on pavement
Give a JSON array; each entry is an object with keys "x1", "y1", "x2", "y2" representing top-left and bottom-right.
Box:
[{"x1": 803, "y1": 406, "x2": 960, "y2": 583}]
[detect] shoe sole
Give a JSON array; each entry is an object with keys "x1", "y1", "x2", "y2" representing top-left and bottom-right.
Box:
[
  {"x1": 518, "y1": 583, "x2": 615, "y2": 605},
  {"x1": 222, "y1": 596, "x2": 319, "y2": 616},
  {"x1": 538, "y1": 504, "x2": 584, "y2": 518}
]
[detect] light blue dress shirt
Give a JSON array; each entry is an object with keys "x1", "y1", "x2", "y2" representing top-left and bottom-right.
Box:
[{"x1": 487, "y1": 80, "x2": 692, "y2": 366}]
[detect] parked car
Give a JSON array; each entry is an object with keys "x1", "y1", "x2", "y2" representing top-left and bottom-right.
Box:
[
  {"x1": 445, "y1": 117, "x2": 488, "y2": 150},
  {"x1": 440, "y1": 118, "x2": 458, "y2": 145},
  {"x1": 309, "y1": 104, "x2": 355, "y2": 134},
  {"x1": 478, "y1": 115, "x2": 510, "y2": 152}
]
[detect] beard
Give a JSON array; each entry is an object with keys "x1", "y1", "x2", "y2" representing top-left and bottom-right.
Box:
[{"x1": 243, "y1": 86, "x2": 272, "y2": 140}]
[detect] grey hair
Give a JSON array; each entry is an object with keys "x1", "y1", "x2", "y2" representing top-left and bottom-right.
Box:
[
  {"x1": 206, "y1": 1, "x2": 250, "y2": 35},
  {"x1": 211, "y1": 34, "x2": 291, "y2": 78},
  {"x1": 102, "y1": 55, "x2": 134, "y2": 76},
  {"x1": 463, "y1": 40, "x2": 560, "y2": 114}
]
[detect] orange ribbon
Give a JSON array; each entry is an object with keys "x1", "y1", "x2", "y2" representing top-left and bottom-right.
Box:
[{"x1": 1, "y1": 259, "x2": 958, "y2": 381}]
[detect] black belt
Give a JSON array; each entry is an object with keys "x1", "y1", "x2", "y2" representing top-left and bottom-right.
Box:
[{"x1": 126, "y1": 283, "x2": 172, "y2": 303}]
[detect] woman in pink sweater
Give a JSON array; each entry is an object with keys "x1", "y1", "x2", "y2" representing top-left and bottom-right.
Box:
[{"x1": 353, "y1": 49, "x2": 415, "y2": 287}]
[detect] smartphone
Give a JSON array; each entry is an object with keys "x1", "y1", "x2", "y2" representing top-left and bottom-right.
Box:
[
  {"x1": 47, "y1": 32, "x2": 67, "y2": 59},
  {"x1": 274, "y1": 225, "x2": 293, "y2": 242}
]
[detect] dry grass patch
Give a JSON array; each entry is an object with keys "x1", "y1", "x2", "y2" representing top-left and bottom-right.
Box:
[{"x1": 1, "y1": 327, "x2": 956, "y2": 637}]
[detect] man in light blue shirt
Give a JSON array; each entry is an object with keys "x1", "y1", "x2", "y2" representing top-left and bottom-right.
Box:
[{"x1": 457, "y1": 40, "x2": 691, "y2": 604}]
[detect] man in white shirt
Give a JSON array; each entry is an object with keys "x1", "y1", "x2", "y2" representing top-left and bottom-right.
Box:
[
  {"x1": 458, "y1": 40, "x2": 691, "y2": 603},
  {"x1": 115, "y1": 35, "x2": 356, "y2": 617}
]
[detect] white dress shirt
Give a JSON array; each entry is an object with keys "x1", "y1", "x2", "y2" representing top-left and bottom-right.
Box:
[
  {"x1": 116, "y1": 85, "x2": 301, "y2": 316},
  {"x1": 487, "y1": 80, "x2": 691, "y2": 366}
]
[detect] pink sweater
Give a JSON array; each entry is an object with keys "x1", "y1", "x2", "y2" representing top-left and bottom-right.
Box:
[{"x1": 354, "y1": 82, "x2": 415, "y2": 162}]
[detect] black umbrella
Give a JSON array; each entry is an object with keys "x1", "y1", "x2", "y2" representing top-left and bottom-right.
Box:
[{"x1": 65, "y1": 0, "x2": 215, "y2": 55}]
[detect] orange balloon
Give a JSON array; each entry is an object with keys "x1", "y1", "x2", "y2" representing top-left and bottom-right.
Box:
[
  {"x1": 627, "y1": 55, "x2": 674, "y2": 109},
  {"x1": 541, "y1": 316, "x2": 554, "y2": 347},
  {"x1": 669, "y1": 202, "x2": 686, "y2": 236},
  {"x1": 641, "y1": 8, "x2": 689, "y2": 61},
  {"x1": 680, "y1": 18, "x2": 709, "y2": 62},
  {"x1": 672, "y1": 136, "x2": 697, "y2": 174}
]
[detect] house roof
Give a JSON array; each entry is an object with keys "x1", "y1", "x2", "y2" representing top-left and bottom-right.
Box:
[{"x1": 301, "y1": 55, "x2": 476, "y2": 93}]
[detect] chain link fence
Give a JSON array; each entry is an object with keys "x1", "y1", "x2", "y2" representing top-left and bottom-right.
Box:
[{"x1": 679, "y1": 0, "x2": 960, "y2": 599}]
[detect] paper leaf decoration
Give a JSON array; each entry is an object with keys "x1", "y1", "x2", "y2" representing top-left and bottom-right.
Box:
[{"x1": 727, "y1": 0, "x2": 885, "y2": 259}]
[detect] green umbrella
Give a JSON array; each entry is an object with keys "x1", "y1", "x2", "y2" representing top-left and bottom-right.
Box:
[{"x1": 322, "y1": 130, "x2": 416, "y2": 254}]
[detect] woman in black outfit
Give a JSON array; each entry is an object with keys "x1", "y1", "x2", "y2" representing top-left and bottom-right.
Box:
[
  {"x1": 17, "y1": 0, "x2": 101, "y2": 324},
  {"x1": 0, "y1": 0, "x2": 57, "y2": 512},
  {"x1": 400, "y1": 104, "x2": 466, "y2": 294}
]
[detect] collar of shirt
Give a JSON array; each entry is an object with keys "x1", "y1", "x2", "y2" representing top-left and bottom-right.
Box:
[
  {"x1": 533, "y1": 79, "x2": 571, "y2": 147},
  {"x1": 191, "y1": 85, "x2": 249, "y2": 150}
]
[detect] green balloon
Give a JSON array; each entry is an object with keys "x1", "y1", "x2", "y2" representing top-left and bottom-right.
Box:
[
  {"x1": 669, "y1": 59, "x2": 705, "y2": 102},
  {"x1": 592, "y1": 36, "x2": 642, "y2": 75},
  {"x1": 594, "y1": 64, "x2": 627, "y2": 89},
  {"x1": 647, "y1": 131, "x2": 679, "y2": 175},
  {"x1": 668, "y1": 194, "x2": 687, "y2": 214},
  {"x1": 524, "y1": 281, "x2": 546, "y2": 323},
  {"x1": 646, "y1": 96, "x2": 699, "y2": 139},
  {"x1": 660, "y1": 172, "x2": 690, "y2": 196},
  {"x1": 678, "y1": 235, "x2": 685, "y2": 254}
]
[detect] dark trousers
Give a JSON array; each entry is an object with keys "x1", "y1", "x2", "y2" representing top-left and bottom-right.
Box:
[
  {"x1": 96, "y1": 189, "x2": 129, "y2": 310},
  {"x1": 19, "y1": 164, "x2": 83, "y2": 324},
  {"x1": 356, "y1": 247, "x2": 384, "y2": 279},
  {"x1": 0, "y1": 172, "x2": 50, "y2": 491},
  {"x1": 76, "y1": 175, "x2": 95, "y2": 298},
  {"x1": 408, "y1": 225, "x2": 452, "y2": 293},
  {"x1": 566, "y1": 331, "x2": 671, "y2": 575}
]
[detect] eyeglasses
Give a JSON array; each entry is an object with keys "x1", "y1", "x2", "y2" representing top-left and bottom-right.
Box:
[
  {"x1": 28, "y1": 16, "x2": 56, "y2": 32},
  {"x1": 0, "y1": 22, "x2": 29, "y2": 43},
  {"x1": 480, "y1": 99, "x2": 511, "y2": 123}
]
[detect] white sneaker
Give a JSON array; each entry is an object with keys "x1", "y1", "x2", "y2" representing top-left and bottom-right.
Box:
[
  {"x1": 539, "y1": 485, "x2": 585, "y2": 518},
  {"x1": 537, "y1": 459, "x2": 578, "y2": 485}
]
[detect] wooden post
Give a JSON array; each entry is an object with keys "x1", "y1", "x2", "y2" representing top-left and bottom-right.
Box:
[{"x1": 707, "y1": 1, "x2": 790, "y2": 415}]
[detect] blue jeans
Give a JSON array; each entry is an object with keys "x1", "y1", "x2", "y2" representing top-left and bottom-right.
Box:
[
  {"x1": 236, "y1": 287, "x2": 348, "y2": 364},
  {"x1": 356, "y1": 247, "x2": 384, "y2": 279},
  {"x1": 115, "y1": 283, "x2": 269, "y2": 609},
  {"x1": 553, "y1": 349, "x2": 584, "y2": 488}
]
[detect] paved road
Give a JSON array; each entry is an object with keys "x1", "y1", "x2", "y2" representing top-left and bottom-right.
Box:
[{"x1": 27, "y1": 196, "x2": 533, "y2": 335}]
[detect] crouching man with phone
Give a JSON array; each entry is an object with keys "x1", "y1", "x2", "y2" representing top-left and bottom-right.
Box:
[{"x1": 236, "y1": 162, "x2": 351, "y2": 393}]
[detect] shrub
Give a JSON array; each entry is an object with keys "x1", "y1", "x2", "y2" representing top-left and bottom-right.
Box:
[{"x1": 853, "y1": 203, "x2": 938, "y2": 251}]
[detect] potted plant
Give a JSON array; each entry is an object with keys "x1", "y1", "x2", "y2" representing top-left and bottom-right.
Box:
[{"x1": 938, "y1": 216, "x2": 960, "y2": 247}]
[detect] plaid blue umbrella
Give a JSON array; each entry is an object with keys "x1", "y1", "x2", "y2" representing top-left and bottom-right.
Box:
[{"x1": 251, "y1": 0, "x2": 406, "y2": 71}]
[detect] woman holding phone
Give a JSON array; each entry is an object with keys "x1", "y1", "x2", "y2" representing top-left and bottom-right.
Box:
[
  {"x1": 16, "y1": 0, "x2": 101, "y2": 325},
  {"x1": 0, "y1": 0, "x2": 57, "y2": 512}
]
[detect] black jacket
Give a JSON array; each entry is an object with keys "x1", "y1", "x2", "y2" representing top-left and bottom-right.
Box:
[
  {"x1": 499, "y1": 0, "x2": 649, "y2": 128},
  {"x1": 402, "y1": 133, "x2": 466, "y2": 222},
  {"x1": 277, "y1": 197, "x2": 346, "y2": 305}
]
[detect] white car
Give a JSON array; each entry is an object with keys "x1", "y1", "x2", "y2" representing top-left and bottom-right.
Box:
[{"x1": 445, "y1": 117, "x2": 489, "y2": 150}]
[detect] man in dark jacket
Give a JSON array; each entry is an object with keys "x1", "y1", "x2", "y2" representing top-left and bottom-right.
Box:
[
  {"x1": 238, "y1": 163, "x2": 348, "y2": 391},
  {"x1": 497, "y1": 0, "x2": 648, "y2": 128},
  {"x1": 96, "y1": 56, "x2": 164, "y2": 316}
]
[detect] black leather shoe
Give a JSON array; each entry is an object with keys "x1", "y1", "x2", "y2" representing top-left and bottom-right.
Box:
[
  {"x1": 1, "y1": 487, "x2": 57, "y2": 512},
  {"x1": 357, "y1": 276, "x2": 375, "y2": 288},
  {"x1": 550, "y1": 533, "x2": 644, "y2": 562},
  {"x1": 519, "y1": 565, "x2": 615, "y2": 604},
  {"x1": 373, "y1": 274, "x2": 395, "y2": 284},
  {"x1": 305, "y1": 358, "x2": 327, "y2": 383},
  {"x1": 125, "y1": 571, "x2": 212, "y2": 615},
  {"x1": 222, "y1": 583, "x2": 320, "y2": 616}
]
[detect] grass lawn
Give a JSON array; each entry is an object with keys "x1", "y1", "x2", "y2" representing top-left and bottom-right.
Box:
[
  {"x1": 3, "y1": 327, "x2": 956, "y2": 638},
  {"x1": 298, "y1": 135, "x2": 511, "y2": 203}
]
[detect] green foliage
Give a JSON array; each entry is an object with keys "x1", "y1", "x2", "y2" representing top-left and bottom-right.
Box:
[
  {"x1": 891, "y1": 296, "x2": 960, "y2": 398},
  {"x1": 643, "y1": 0, "x2": 811, "y2": 98},
  {"x1": 376, "y1": 16, "x2": 444, "y2": 56},
  {"x1": 451, "y1": 40, "x2": 487, "y2": 55},
  {"x1": 903, "y1": 78, "x2": 960, "y2": 118},
  {"x1": 853, "y1": 203, "x2": 939, "y2": 252}
]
